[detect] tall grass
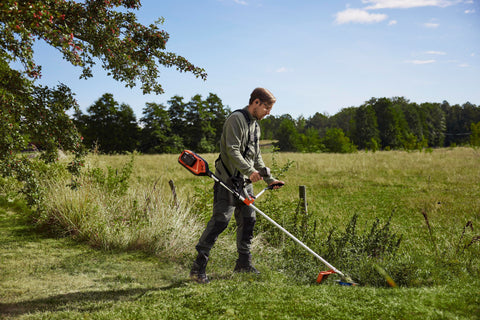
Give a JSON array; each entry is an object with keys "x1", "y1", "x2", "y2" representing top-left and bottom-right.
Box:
[{"x1": 39, "y1": 154, "x2": 205, "y2": 262}]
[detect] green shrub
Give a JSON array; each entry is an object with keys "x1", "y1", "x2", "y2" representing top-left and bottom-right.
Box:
[{"x1": 85, "y1": 152, "x2": 134, "y2": 195}]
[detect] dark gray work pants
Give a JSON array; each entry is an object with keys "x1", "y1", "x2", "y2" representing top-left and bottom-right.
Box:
[{"x1": 195, "y1": 182, "x2": 256, "y2": 257}]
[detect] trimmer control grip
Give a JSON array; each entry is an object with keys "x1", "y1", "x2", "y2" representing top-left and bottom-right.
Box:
[{"x1": 267, "y1": 182, "x2": 285, "y2": 190}]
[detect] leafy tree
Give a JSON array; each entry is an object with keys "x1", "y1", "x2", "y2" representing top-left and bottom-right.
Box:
[
  {"x1": 184, "y1": 94, "x2": 216, "y2": 153},
  {"x1": 205, "y1": 93, "x2": 230, "y2": 147},
  {"x1": 79, "y1": 93, "x2": 139, "y2": 153},
  {"x1": 390, "y1": 97, "x2": 416, "y2": 147},
  {"x1": 330, "y1": 107, "x2": 356, "y2": 138},
  {"x1": 260, "y1": 115, "x2": 280, "y2": 140},
  {"x1": 166, "y1": 93, "x2": 229, "y2": 152},
  {"x1": 117, "y1": 103, "x2": 140, "y2": 152},
  {"x1": 462, "y1": 102, "x2": 480, "y2": 129},
  {"x1": 306, "y1": 112, "x2": 330, "y2": 136},
  {"x1": 443, "y1": 102, "x2": 469, "y2": 146},
  {"x1": 321, "y1": 128, "x2": 357, "y2": 153},
  {"x1": 168, "y1": 95, "x2": 188, "y2": 144},
  {"x1": 370, "y1": 98, "x2": 404, "y2": 149},
  {"x1": 470, "y1": 121, "x2": 480, "y2": 148},
  {"x1": 443, "y1": 102, "x2": 480, "y2": 146},
  {"x1": 296, "y1": 127, "x2": 323, "y2": 153},
  {"x1": 353, "y1": 103, "x2": 380, "y2": 150},
  {"x1": 0, "y1": 58, "x2": 84, "y2": 205},
  {"x1": 140, "y1": 102, "x2": 183, "y2": 153},
  {"x1": 1, "y1": 0, "x2": 206, "y2": 205},
  {"x1": 399, "y1": 100, "x2": 424, "y2": 148},
  {"x1": 274, "y1": 115, "x2": 299, "y2": 152},
  {"x1": 295, "y1": 115, "x2": 307, "y2": 135},
  {"x1": 420, "y1": 102, "x2": 446, "y2": 147},
  {"x1": 81, "y1": 93, "x2": 114, "y2": 152},
  {"x1": 0, "y1": 0, "x2": 206, "y2": 92}
]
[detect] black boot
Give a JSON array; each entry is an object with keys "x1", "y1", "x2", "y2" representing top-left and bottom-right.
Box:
[
  {"x1": 190, "y1": 252, "x2": 210, "y2": 284},
  {"x1": 234, "y1": 253, "x2": 260, "y2": 274}
]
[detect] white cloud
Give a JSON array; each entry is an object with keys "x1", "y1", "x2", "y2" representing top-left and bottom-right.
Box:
[
  {"x1": 424, "y1": 22, "x2": 440, "y2": 28},
  {"x1": 406, "y1": 59, "x2": 436, "y2": 64},
  {"x1": 362, "y1": 0, "x2": 454, "y2": 10},
  {"x1": 276, "y1": 67, "x2": 288, "y2": 73},
  {"x1": 335, "y1": 8, "x2": 388, "y2": 24},
  {"x1": 388, "y1": 20, "x2": 398, "y2": 25},
  {"x1": 465, "y1": 9, "x2": 475, "y2": 13},
  {"x1": 233, "y1": 0, "x2": 248, "y2": 5},
  {"x1": 458, "y1": 63, "x2": 470, "y2": 67},
  {"x1": 425, "y1": 50, "x2": 446, "y2": 55}
]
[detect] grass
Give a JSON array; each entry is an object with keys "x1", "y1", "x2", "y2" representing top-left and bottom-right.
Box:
[
  {"x1": 1, "y1": 206, "x2": 479, "y2": 319},
  {"x1": 1, "y1": 148, "x2": 480, "y2": 319}
]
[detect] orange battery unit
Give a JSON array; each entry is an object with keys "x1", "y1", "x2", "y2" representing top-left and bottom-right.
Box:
[{"x1": 178, "y1": 150, "x2": 210, "y2": 176}]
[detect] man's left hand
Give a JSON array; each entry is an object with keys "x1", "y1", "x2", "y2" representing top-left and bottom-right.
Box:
[{"x1": 269, "y1": 180, "x2": 285, "y2": 190}]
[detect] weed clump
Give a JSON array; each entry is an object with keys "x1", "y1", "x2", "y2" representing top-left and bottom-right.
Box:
[
  {"x1": 319, "y1": 213, "x2": 405, "y2": 287},
  {"x1": 265, "y1": 208, "x2": 410, "y2": 287}
]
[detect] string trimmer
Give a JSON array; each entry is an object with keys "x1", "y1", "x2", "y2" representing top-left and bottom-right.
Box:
[{"x1": 178, "y1": 150, "x2": 357, "y2": 286}]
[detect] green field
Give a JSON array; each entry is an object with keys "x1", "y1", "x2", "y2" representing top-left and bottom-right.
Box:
[{"x1": 1, "y1": 148, "x2": 479, "y2": 319}]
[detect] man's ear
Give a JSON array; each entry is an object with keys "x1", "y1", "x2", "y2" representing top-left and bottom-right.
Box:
[{"x1": 254, "y1": 98, "x2": 262, "y2": 105}]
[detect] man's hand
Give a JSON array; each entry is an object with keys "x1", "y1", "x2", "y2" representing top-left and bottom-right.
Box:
[
  {"x1": 268, "y1": 180, "x2": 285, "y2": 190},
  {"x1": 249, "y1": 171, "x2": 263, "y2": 183}
]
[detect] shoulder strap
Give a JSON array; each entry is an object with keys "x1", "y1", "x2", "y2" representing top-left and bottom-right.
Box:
[
  {"x1": 233, "y1": 109, "x2": 252, "y2": 158},
  {"x1": 234, "y1": 109, "x2": 251, "y2": 126}
]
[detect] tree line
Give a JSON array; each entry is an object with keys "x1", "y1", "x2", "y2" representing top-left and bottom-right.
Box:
[
  {"x1": 264, "y1": 97, "x2": 480, "y2": 152},
  {"x1": 74, "y1": 94, "x2": 480, "y2": 154},
  {"x1": 73, "y1": 93, "x2": 230, "y2": 154}
]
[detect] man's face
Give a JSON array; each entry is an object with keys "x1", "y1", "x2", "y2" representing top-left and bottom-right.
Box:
[{"x1": 253, "y1": 99, "x2": 274, "y2": 120}]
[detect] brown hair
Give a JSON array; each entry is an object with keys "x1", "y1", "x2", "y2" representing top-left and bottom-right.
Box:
[{"x1": 249, "y1": 87, "x2": 276, "y2": 105}]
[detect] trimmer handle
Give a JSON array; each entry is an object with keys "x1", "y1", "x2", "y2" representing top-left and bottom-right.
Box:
[{"x1": 267, "y1": 182, "x2": 285, "y2": 190}]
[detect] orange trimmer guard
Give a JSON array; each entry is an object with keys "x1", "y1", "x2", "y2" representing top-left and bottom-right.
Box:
[{"x1": 316, "y1": 269, "x2": 336, "y2": 283}]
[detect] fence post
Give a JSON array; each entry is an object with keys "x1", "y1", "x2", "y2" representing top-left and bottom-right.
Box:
[
  {"x1": 299, "y1": 185, "x2": 307, "y2": 215},
  {"x1": 299, "y1": 185, "x2": 309, "y2": 235},
  {"x1": 169, "y1": 179, "x2": 179, "y2": 208}
]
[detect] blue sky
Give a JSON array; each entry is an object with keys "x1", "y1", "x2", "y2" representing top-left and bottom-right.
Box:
[{"x1": 32, "y1": 0, "x2": 479, "y2": 118}]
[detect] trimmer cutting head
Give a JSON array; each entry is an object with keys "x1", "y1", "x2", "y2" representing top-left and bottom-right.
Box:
[
  {"x1": 317, "y1": 270, "x2": 358, "y2": 286},
  {"x1": 316, "y1": 270, "x2": 336, "y2": 283}
]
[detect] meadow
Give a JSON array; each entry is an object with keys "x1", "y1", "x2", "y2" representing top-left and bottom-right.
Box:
[{"x1": 1, "y1": 148, "x2": 479, "y2": 319}]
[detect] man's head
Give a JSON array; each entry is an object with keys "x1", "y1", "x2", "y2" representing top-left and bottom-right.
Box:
[{"x1": 248, "y1": 87, "x2": 276, "y2": 120}]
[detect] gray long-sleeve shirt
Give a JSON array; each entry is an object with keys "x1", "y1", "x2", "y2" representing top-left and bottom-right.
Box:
[{"x1": 215, "y1": 107, "x2": 274, "y2": 185}]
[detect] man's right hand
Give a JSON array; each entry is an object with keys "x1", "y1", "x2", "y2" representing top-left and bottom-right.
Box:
[{"x1": 249, "y1": 171, "x2": 263, "y2": 183}]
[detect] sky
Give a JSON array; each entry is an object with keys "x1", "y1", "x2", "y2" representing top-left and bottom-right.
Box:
[{"x1": 30, "y1": 0, "x2": 480, "y2": 119}]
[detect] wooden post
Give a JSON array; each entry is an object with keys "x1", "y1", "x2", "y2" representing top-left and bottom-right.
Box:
[
  {"x1": 299, "y1": 185, "x2": 307, "y2": 216},
  {"x1": 169, "y1": 179, "x2": 179, "y2": 208},
  {"x1": 299, "y1": 185, "x2": 308, "y2": 234}
]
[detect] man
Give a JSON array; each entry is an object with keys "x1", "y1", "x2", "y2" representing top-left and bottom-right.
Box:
[{"x1": 190, "y1": 87, "x2": 284, "y2": 284}]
